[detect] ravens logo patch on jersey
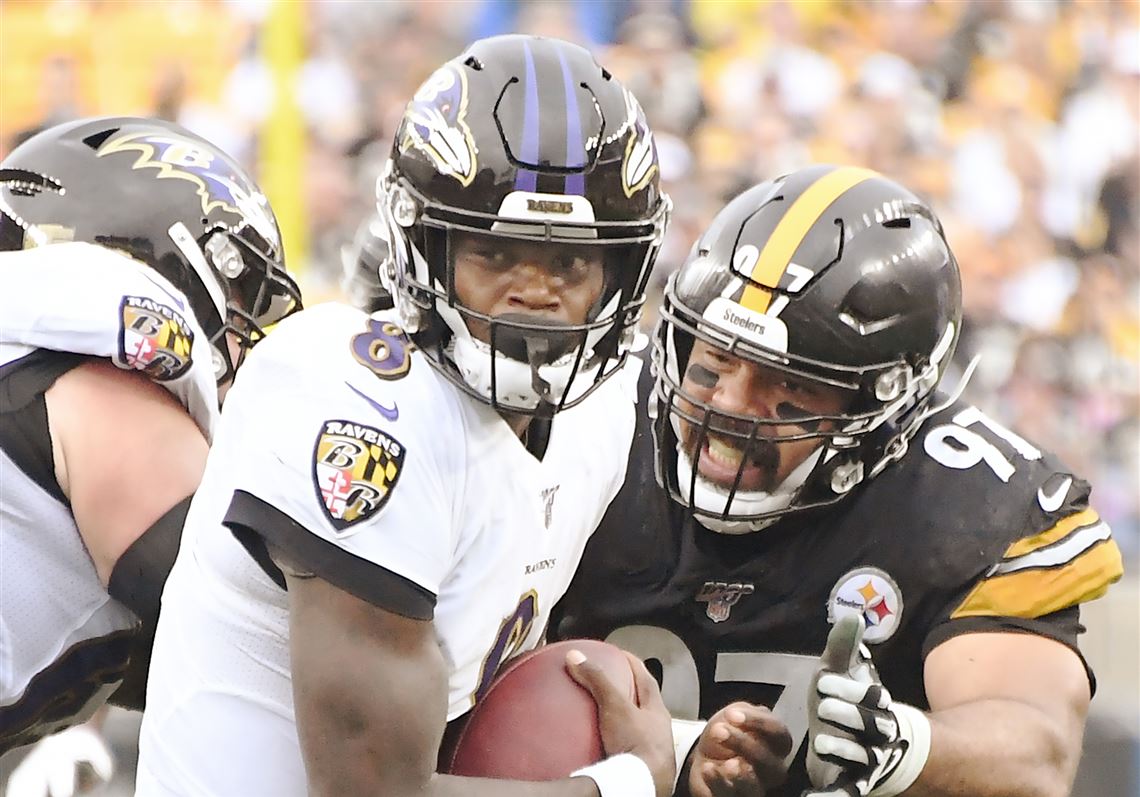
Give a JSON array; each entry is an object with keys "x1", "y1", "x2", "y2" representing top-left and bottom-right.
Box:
[
  {"x1": 312, "y1": 419, "x2": 405, "y2": 534},
  {"x1": 117, "y1": 295, "x2": 194, "y2": 381}
]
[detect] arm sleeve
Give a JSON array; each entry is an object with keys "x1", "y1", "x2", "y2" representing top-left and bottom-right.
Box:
[
  {"x1": 208, "y1": 326, "x2": 461, "y2": 619},
  {"x1": 923, "y1": 502, "x2": 1122, "y2": 693},
  {"x1": 226, "y1": 490, "x2": 436, "y2": 619}
]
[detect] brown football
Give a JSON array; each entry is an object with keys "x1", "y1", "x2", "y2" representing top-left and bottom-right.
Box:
[{"x1": 441, "y1": 639, "x2": 637, "y2": 780}]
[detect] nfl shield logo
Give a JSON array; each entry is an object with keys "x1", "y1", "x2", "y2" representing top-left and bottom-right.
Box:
[{"x1": 696, "y1": 581, "x2": 754, "y2": 623}]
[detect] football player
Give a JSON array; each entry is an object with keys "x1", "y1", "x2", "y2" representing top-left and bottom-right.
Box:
[
  {"x1": 550, "y1": 165, "x2": 1124, "y2": 797},
  {"x1": 137, "y1": 35, "x2": 678, "y2": 797},
  {"x1": 0, "y1": 117, "x2": 300, "y2": 791}
]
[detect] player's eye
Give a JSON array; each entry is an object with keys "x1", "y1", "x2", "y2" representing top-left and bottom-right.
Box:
[
  {"x1": 550, "y1": 252, "x2": 599, "y2": 283},
  {"x1": 471, "y1": 248, "x2": 512, "y2": 270}
]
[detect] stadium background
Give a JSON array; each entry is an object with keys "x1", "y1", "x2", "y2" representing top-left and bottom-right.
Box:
[{"x1": 1, "y1": 0, "x2": 1136, "y2": 794}]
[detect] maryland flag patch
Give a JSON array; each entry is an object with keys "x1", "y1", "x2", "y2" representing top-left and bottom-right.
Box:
[
  {"x1": 118, "y1": 295, "x2": 194, "y2": 381},
  {"x1": 313, "y1": 420, "x2": 405, "y2": 533}
]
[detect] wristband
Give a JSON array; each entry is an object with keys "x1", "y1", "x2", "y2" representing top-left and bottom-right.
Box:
[
  {"x1": 872, "y1": 703, "x2": 931, "y2": 797},
  {"x1": 670, "y1": 718, "x2": 707, "y2": 790},
  {"x1": 571, "y1": 752, "x2": 656, "y2": 797}
]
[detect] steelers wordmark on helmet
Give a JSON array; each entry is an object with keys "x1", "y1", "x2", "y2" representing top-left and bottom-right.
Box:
[{"x1": 312, "y1": 420, "x2": 406, "y2": 534}]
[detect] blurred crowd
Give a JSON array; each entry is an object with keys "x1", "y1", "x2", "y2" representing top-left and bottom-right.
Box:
[{"x1": 2, "y1": 0, "x2": 1138, "y2": 552}]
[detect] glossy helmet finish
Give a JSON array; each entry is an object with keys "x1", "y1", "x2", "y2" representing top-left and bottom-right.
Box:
[
  {"x1": 0, "y1": 116, "x2": 302, "y2": 386},
  {"x1": 653, "y1": 165, "x2": 962, "y2": 533},
  {"x1": 376, "y1": 34, "x2": 670, "y2": 414}
]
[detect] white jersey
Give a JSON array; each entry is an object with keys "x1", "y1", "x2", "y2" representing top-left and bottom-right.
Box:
[
  {"x1": 0, "y1": 243, "x2": 219, "y2": 438},
  {"x1": 0, "y1": 243, "x2": 217, "y2": 750},
  {"x1": 137, "y1": 303, "x2": 639, "y2": 796}
]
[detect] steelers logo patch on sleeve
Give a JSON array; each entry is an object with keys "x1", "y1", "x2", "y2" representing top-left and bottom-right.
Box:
[
  {"x1": 312, "y1": 420, "x2": 406, "y2": 534},
  {"x1": 118, "y1": 295, "x2": 195, "y2": 381}
]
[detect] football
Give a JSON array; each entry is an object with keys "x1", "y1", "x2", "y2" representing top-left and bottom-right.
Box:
[{"x1": 441, "y1": 639, "x2": 637, "y2": 780}]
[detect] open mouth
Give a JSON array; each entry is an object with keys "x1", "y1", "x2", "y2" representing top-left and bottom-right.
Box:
[{"x1": 692, "y1": 434, "x2": 779, "y2": 492}]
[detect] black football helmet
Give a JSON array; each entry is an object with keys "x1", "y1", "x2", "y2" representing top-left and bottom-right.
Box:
[
  {"x1": 0, "y1": 116, "x2": 302, "y2": 386},
  {"x1": 375, "y1": 34, "x2": 670, "y2": 414},
  {"x1": 654, "y1": 165, "x2": 962, "y2": 532}
]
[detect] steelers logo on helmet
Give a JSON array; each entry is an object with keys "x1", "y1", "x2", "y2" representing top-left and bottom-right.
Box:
[
  {"x1": 827, "y1": 567, "x2": 904, "y2": 644},
  {"x1": 312, "y1": 420, "x2": 406, "y2": 536},
  {"x1": 376, "y1": 35, "x2": 670, "y2": 416},
  {"x1": 651, "y1": 165, "x2": 963, "y2": 534}
]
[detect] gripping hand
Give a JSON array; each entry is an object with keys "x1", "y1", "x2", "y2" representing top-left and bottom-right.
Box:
[{"x1": 804, "y1": 615, "x2": 930, "y2": 797}]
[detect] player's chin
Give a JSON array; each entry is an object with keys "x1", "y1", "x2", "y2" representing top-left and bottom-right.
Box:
[{"x1": 465, "y1": 318, "x2": 492, "y2": 344}]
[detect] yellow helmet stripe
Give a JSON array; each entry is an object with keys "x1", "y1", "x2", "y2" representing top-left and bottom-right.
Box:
[{"x1": 739, "y1": 166, "x2": 880, "y2": 313}]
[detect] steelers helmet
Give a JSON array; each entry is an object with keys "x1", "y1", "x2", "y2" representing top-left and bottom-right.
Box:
[
  {"x1": 654, "y1": 165, "x2": 962, "y2": 532},
  {"x1": 0, "y1": 116, "x2": 302, "y2": 386},
  {"x1": 375, "y1": 34, "x2": 670, "y2": 414}
]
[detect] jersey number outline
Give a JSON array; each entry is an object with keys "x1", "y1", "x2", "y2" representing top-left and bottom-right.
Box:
[
  {"x1": 351, "y1": 319, "x2": 414, "y2": 380},
  {"x1": 605, "y1": 624, "x2": 816, "y2": 765},
  {"x1": 471, "y1": 591, "x2": 539, "y2": 707},
  {"x1": 922, "y1": 406, "x2": 1041, "y2": 482}
]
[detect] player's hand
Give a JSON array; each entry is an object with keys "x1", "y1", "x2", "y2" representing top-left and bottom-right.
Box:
[
  {"x1": 6, "y1": 724, "x2": 115, "y2": 797},
  {"x1": 687, "y1": 702, "x2": 791, "y2": 797},
  {"x1": 567, "y1": 648, "x2": 676, "y2": 797},
  {"x1": 803, "y1": 615, "x2": 931, "y2": 797}
]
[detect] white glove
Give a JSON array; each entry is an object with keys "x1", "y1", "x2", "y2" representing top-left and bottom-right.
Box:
[
  {"x1": 6, "y1": 725, "x2": 115, "y2": 797},
  {"x1": 804, "y1": 615, "x2": 931, "y2": 797}
]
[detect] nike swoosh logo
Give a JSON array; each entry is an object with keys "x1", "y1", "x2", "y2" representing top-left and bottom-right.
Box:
[
  {"x1": 345, "y1": 382, "x2": 398, "y2": 422},
  {"x1": 1037, "y1": 476, "x2": 1073, "y2": 513}
]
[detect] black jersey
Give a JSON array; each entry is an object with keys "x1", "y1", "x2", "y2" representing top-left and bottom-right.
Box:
[{"x1": 550, "y1": 369, "x2": 1123, "y2": 795}]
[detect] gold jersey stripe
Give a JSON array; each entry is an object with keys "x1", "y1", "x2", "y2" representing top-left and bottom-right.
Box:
[
  {"x1": 738, "y1": 166, "x2": 880, "y2": 313},
  {"x1": 993, "y1": 521, "x2": 1111, "y2": 576},
  {"x1": 951, "y1": 538, "x2": 1124, "y2": 619},
  {"x1": 1003, "y1": 508, "x2": 1099, "y2": 559}
]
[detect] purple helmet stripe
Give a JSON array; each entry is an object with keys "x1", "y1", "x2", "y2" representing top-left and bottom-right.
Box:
[
  {"x1": 514, "y1": 39, "x2": 539, "y2": 192},
  {"x1": 557, "y1": 47, "x2": 586, "y2": 196}
]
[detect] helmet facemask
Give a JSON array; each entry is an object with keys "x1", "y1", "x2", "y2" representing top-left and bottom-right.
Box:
[
  {"x1": 163, "y1": 214, "x2": 300, "y2": 388},
  {"x1": 379, "y1": 171, "x2": 668, "y2": 415},
  {"x1": 199, "y1": 223, "x2": 301, "y2": 386},
  {"x1": 653, "y1": 288, "x2": 955, "y2": 533}
]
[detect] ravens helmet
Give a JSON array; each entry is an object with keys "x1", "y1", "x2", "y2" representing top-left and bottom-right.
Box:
[
  {"x1": 654, "y1": 165, "x2": 962, "y2": 532},
  {"x1": 375, "y1": 35, "x2": 670, "y2": 414},
  {"x1": 0, "y1": 116, "x2": 302, "y2": 386}
]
